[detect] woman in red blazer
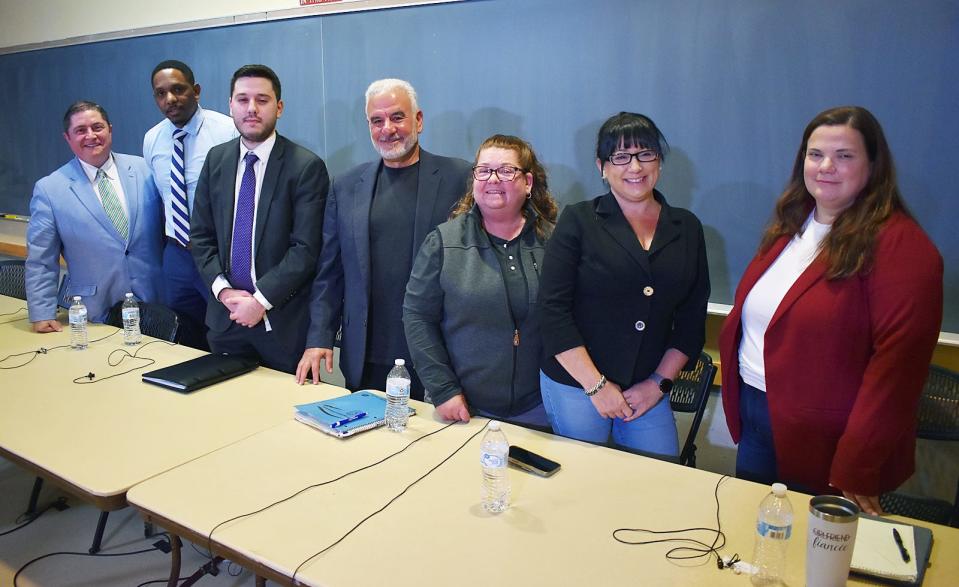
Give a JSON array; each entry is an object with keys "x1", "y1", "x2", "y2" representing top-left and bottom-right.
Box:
[{"x1": 719, "y1": 106, "x2": 943, "y2": 515}]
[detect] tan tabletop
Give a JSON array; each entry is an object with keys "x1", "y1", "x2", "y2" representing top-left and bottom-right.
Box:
[
  {"x1": 127, "y1": 398, "x2": 959, "y2": 586},
  {"x1": 0, "y1": 217, "x2": 27, "y2": 258},
  {"x1": 0, "y1": 294, "x2": 334, "y2": 510}
]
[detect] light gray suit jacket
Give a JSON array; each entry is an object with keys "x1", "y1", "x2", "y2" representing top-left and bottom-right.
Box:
[{"x1": 26, "y1": 154, "x2": 164, "y2": 323}]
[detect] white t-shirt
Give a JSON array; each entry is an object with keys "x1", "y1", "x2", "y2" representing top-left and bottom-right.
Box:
[{"x1": 739, "y1": 213, "x2": 831, "y2": 391}]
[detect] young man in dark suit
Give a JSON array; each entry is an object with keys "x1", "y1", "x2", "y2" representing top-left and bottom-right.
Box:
[{"x1": 191, "y1": 64, "x2": 329, "y2": 373}]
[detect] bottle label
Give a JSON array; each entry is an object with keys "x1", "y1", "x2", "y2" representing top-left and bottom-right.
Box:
[
  {"x1": 122, "y1": 308, "x2": 139, "y2": 321},
  {"x1": 69, "y1": 312, "x2": 86, "y2": 324},
  {"x1": 386, "y1": 378, "x2": 410, "y2": 398},
  {"x1": 481, "y1": 452, "x2": 506, "y2": 468},
  {"x1": 757, "y1": 521, "x2": 792, "y2": 540}
]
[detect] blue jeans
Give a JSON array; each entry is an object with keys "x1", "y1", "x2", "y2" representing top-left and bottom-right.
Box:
[
  {"x1": 736, "y1": 380, "x2": 778, "y2": 485},
  {"x1": 540, "y1": 371, "x2": 679, "y2": 459}
]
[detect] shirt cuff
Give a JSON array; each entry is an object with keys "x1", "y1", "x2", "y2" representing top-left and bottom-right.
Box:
[
  {"x1": 211, "y1": 275, "x2": 231, "y2": 301},
  {"x1": 253, "y1": 290, "x2": 273, "y2": 311}
]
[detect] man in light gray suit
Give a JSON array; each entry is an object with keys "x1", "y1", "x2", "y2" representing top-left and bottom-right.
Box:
[
  {"x1": 26, "y1": 101, "x2": 163, "y2": 331},
  {"x1": 296, "y1": 79, "x2": 471, "y2": 399}
]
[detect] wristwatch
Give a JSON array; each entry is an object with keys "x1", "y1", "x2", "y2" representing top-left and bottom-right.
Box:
[{"x1": 649, "y1": 372, "x2": 673, "y2": 395}]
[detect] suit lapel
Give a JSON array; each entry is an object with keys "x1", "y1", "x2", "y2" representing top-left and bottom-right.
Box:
[
  {"x1": 219, "y1": 141, "x2": 241, "y2": 263},
  {"x1": 596, "y1": 193, "x2": 651, "y2": 275},
  {"x1": 353, "y1": 161, "x2": 378, "y2": 292},
  {"x1": 647, "y1": 195, "x2": 681, "y2": 257},
  {"x1": 767, "y1": 254, "x2": 829, "y2": 332},
  {"x1": 732, "y1": 233, "x2": 830, "y2": 332},
  {"x1": 412, "y1": 150, "x2": 442, "y2": 257},
  {"x1": 66, "y1": 158, "x2": 124, "y2": 242},
  {"x1": 116, "y1": 155, "x2": 139, "y2": 242},
  {"x1": 254, "y1": 135, "x2": 285, "y2": 255}
]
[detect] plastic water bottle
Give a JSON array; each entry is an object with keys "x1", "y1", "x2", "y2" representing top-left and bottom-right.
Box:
[
  {"x1": 480, "y1": 421, "x2": 510, "y2": 514},
  {"x1": 751, "y1": 482, "x2": 793, "y2": 585},
  {"x1": 121, "y1": 293, "x2": 141, "y2": 345},
  {"x1": 385, "y1": 359, "x2": 411, "y2": 432},
  {"x1": 68, "y1": 295, "x2": 88, "y2": 350}
]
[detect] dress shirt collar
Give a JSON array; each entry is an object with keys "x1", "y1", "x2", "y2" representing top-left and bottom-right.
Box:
[
  {"x1": 239, "y1": 131, "x2": 276, "y2": 165},
  {"x1": 159, "y1": 104, "x2": 209, "y2": 139},
  {"x1": 175, "y1": 104, "x2": 207, "y2": 136},
  {"x1": 78, "y1": 153, "x2": 117, "y2": 183}
]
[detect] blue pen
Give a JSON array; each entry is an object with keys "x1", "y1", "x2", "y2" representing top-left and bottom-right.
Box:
[{"x1": 330, "y1": 411, "x2": 367, "y2": 429}]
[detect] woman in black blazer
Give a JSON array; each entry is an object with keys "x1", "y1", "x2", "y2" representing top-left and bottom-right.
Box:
[{"x1": 538, "y1": 112, "x2": 709, "y2": 457}]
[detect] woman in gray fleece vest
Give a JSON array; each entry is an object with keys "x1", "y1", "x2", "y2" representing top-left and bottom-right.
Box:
[{"x1": 403, "y1": 135, "x2": 558, "y2": 427}]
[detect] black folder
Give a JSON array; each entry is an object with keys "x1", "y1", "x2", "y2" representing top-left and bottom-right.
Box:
[{"x1": 141, "y1": 353, "x2": 259, "y2": 393}]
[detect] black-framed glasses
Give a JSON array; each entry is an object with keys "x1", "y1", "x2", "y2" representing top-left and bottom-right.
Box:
[
  {"x1": 472, "y1": 165, "x2": 525, "y2": 181},
  {"x1": 608, "y1": 151, "x2": 658, "y2": 165}
]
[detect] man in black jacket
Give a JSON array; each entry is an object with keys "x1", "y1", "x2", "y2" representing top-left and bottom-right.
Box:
[{"x1": 191, "y1": 64, "x2": 329, "y2": 373}]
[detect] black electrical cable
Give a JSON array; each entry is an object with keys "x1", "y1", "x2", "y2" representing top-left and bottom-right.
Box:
[
  {"x1": 0, "y1": 327, "x2": 122, "y2": 369},
  {"x1": 135, "y1": 578, "x2": 188, "y2": 587},
  {"x1": 71, "y1": 339, "x2": 176, "y2": 384},
  {"x1": 0, "y1": 497, "x2": 68, "y2": 537},
  {"x1": 291, "y1": 421, "x2": 491, "y2": 582},
  {"x1": 205, "y1": 420, "x2": 464, "y2": 552},
  {"x1": 0, "y1": 306, "x2": 27, "y2": 318},
  {"x1": 12, "y1": 534, "x2": 172, "y2": 587},
  {"x1": 612, "y1": 474, "x2": 735, "y2": 569},
  {"x1": 0, "y1": 344, "x2": 69, "y2": 369}
]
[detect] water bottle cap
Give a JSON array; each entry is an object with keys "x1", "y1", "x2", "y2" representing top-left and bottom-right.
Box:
[
  {"x1": 772, "y1": 482, "x2": 788, "y2": 496},
  {"x1": 72, "y1": 295, "x2": 81, "y2": 301},
  {"x1": 488, "y1": 420, "x2": 501, "y2": 431},
  {"x1": 125, "y1": 292, "x2": 134, "y2": 299},
  {"x1": 394, "y1": 358, "x2": 405, "y2": 366}
]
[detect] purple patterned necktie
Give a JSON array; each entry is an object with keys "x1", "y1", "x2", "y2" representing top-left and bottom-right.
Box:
[{"x1": 230, "y1": 151, "x2": 258, "y2": 293}]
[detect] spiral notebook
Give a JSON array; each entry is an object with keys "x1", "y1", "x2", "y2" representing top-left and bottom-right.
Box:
[
  {"x1": 850, "y1": 515, "x2": 932, "y2": 585},
  {"x1": 295, "y1": 390, "x2": 414, "y2": 438}
]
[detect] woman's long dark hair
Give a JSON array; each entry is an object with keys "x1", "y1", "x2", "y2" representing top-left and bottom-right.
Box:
[{"x1": 760, "y1": 106, "x2": 911, "y2": 279}]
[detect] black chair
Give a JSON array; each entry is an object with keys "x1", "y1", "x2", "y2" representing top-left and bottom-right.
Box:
[
  {"x1": 880, "y1": 364, "x2": 959, "y2": 527},
  {"x1": 0, "y1": 259, "x2": 27, "y2": 299},
  {"x1": 669, "y1": 352, "x2": 718, "y2": 468},
  {"x1": 105, "y1": 299, "x2": 180, "y2": 343}
]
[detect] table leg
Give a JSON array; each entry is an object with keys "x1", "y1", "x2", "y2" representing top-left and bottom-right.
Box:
[
  {"x1": 168, "y1": 533, "x2": 182, "y2": 587},
  {"x1": 255, "y1": 576, "x2": 266, "y2": 587},
  {"x1": 25, "y1": 476, "x2": 43, "y2": 517},
  {"x1": 89, "y1": 510, "x2": 109, "y2": 554}
]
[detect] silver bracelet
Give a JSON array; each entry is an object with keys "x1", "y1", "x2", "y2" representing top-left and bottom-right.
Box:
[{"x1": 585, "y1": 374, "x2": 606, "y2": 397}]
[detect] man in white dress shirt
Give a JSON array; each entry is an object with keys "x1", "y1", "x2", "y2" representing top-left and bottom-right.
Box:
[{"x1": 143, "y1": 60, "x2": 237, "y2": 347}]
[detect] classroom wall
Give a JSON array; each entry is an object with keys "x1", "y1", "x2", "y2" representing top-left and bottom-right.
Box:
[
  {"x1": 2, "y1": 0, "x2": 956, "y2": 332},
  {"x1": 0, "y1": 0, "x2": 280, "y2": 48},
  {"x1": 0, "y1": 0, "x2": 454, "y2": 51},
  {"x1": 1, "y1": 0, "x2": 955, "y2": 502}
]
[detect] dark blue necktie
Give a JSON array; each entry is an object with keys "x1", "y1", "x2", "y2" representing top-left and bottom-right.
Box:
[{"x1": 230, "y1": 152, "x2": 258, "y2": 293}]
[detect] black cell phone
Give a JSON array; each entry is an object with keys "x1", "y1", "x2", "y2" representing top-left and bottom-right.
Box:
[{"x1": 508, "y1": 445, "x2": 561, "y2": 477}]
